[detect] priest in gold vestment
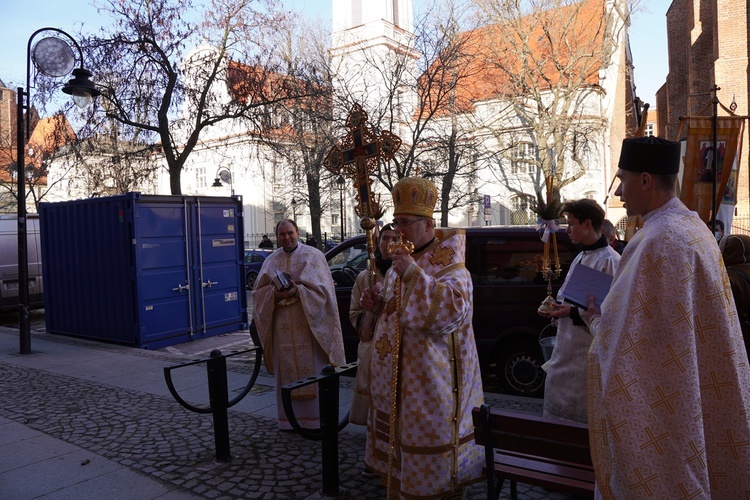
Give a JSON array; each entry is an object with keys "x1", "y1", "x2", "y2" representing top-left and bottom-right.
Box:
[
  {"x1": 362, "y1": 177, "x2": 484, "y2": 498},
  {"x1": 252, "y1": 219, "x2": 346, "y2": 430},
  {"x1": 583, "y1": 137, "x2": 750, "y2": 498}
]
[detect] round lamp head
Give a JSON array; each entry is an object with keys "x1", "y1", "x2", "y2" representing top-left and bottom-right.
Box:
[{"x1": 32, "y1": 36, "x2": 76, "y2": 77}]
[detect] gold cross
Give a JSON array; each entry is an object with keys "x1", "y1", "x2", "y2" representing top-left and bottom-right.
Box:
[
  {"x1": 685, "y1": 440, "x2": 707, "y2": 468},
  {"x1": 693, "y1": 316, "x2": 718, "y2": 344},
  {"x1": 638, "y1": 427, "x2": 670, "y2": 455},
  {"x1": 631, "y1": 292, "x2": 657, "y2": 319},
  {"x1": 610, "y1": 373, "x2": 637, "y2": 402},
  {"x1": 606, "y1": 415, "x2": 628, "y2": 443},
  {"x1": 429, "y1": 246, "x2": 455, "y2": 267},
  {"x1": 590, "y1": 418, "x2": 608, "y2": 446},
  {"x1": 700, "y1": 371, "x2": 735, "y2": 400},
  {"x1": 629, "y1": 467, "x2": 659, "y2": 497},
  {"x1": 670, "y1": 303, "x2": 695, "y2": 330},
  {"x1": 621, "y1": 334, "x2": 648, "y2": 360},
  {"x1": 642, "y1": 253, "x2": 667, "y2": 278},
  {"x1": 649, "y1": 385, "x2": 681, "y2": 415},
  {"x1": 660, "y1": 344, "x2": 691, "y2": 373},
  {"x1": 323, "y1": 103, "x2": 402, "y2": 219},
  {"x1": 376, "y1": 333, "x2": 392, "y2": 360},
  {"x1": 716, "y1": 430, "x2": 750, "y2": 460}
]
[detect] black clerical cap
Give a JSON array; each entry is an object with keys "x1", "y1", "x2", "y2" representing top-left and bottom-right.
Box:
[{"x1": 618, "y1": 136, "x2": 681, "y2": 174}]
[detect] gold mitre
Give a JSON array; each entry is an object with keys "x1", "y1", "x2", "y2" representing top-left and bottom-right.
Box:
[{"x1": 392, "y1": 177, "x2": 438, "y2": 218}]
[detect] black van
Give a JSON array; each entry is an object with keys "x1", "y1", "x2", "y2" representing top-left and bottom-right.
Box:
[{"x1": 325, "y1": 226, "x2": 579, "y2": 398}]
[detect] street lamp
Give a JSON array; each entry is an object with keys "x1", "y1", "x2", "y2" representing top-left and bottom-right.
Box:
[
  {"x1": 336, "y1": 175, "x2": 345, "y2": 238},
  {"x1": 16, "y1": 28, "x2": 100, "y2": 354},
  {"x1": 291, "y1": 198, "x2": 297, "y2": 220},
  {"x1": 211, "y1": 167, "x2": 234, "y2": 195}
]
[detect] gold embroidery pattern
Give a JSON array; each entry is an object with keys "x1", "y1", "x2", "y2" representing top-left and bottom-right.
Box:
[
  {"x1": 671, "y1": 303, "x2": 695, "y2": 329},
  {"x1": 376, "y1": 334, "x2": 392, "y2": 360},
  {"x1": 649, "y1": 385, "x2": 681, "y2": 414},
  {"x1": 660, "y1": 345, "x2": 691, "y2": 372},
  {"x1": 631, "y1": 292, "x2": 658, "y2": 319},
  {"x1": 642, "y1": 253, "x2": 668, "y2": 278},
  {"x1": 627, "y1": 467, "x2": 658, "y2": 496},
  {"x1": 429, "y1": 246, "x2": 455, "y2": 267},
  {"x1": 700, "y1": 371, "x2": 735, "y2": 400},
  {"x1": 693, "y1": 316, "x2": 718, "y2": 344}
]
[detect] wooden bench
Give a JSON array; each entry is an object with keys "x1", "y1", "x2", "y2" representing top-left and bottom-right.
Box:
[{"x1": 472, "y1": 404, "x2": 595, "y2": 499}]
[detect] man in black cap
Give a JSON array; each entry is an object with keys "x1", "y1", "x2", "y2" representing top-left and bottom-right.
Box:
[{"x1": 580, "y1": 136, "x2": 750, "y2": 497}]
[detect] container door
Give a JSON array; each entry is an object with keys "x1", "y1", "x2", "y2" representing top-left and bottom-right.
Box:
[
  {"x1": 135, "y1": 201, "x2": 194, "y2": 344},
  {"x1": 190, "y1": 199, "x2": 245, "y2": 336}
]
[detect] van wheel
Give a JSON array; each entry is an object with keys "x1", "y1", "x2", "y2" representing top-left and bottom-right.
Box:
[{"x1": 494, "y1": 342, "x2": 545, "y2": 397}]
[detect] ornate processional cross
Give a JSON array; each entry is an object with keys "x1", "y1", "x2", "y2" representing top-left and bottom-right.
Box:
[{"x1": 323, "y1": 103, "x2": 402, "y2": 221}]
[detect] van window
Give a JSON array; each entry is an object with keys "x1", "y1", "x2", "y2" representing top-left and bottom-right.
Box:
[{"x1": 466, "y1": 236, "x2": 576, "y2": 286}]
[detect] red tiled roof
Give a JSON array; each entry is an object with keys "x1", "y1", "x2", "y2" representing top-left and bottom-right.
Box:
[
  {"x1": 0, "y1": 113, "x2": 75, "y2": 183},
  {"x1": 421, "y1": 0, "x2": 606, "y2": 116}
]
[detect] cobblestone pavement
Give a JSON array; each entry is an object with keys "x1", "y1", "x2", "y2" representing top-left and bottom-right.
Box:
[{"x1": 0, "y1": 320, "x2": 573, "y2": 499}]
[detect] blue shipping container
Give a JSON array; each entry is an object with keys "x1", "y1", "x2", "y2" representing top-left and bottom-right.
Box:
[{"x1": 39, "y1": 193, "x2": 247, "y2": 349}]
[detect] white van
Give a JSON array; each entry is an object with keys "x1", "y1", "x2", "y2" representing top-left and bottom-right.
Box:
[{"x1": 0, "y1": 214, "x2": 44, "y2": 312}]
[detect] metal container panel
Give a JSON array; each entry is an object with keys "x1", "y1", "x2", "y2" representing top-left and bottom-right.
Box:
[{"x1": 39, "y1": 193, "x2": 247, "y2": 349}]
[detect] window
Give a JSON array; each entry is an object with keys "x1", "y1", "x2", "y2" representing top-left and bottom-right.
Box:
[
  {"x1": 510, "y1": 194, "x2": 536, "y2": 225},
  {"x1": 616, "y1": 216, "x2": 629, "y2": 236},
  {"x1": 466, "y1": 235, "x2": 576, "y2": 286},
  {"x1": 512, "y1": 143, "x2": 536, "y2": 174},
  {"x1": 195, "y1": 166, "x2": 206, "y2": 190},
  {"x1": 645, "y1": 123, "x2": 654, "y2": 137},
  {"x1": 332, "y1": 214, "x2": 340, "y2": 225}
]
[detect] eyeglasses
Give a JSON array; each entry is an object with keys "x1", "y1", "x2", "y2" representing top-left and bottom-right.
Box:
[{"x1": 392, "y1": 217, "x2": 426, "y2": 227}]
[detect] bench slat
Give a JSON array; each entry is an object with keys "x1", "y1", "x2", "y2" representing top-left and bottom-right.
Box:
[
  {"x1": 472, "y1": 405, "x2": 595, "y2": 500},
  {"x1": 495, "y1": 452, "x2": 594, "y2": 482},
  {"x1": 492, "y1": 462, "x2": 594, "y2": 496}
]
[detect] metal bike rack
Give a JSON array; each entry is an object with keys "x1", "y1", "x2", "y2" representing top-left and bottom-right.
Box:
[
  {"x1": 281, "y1": 362, "x2": 358, "y2": 497},
  {"x1": 164, "y1": 345, "x2": 263, "y2": 462}
]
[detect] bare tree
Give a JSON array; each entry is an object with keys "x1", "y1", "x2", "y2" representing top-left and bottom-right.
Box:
[
  {"x1": 331, "y1": 0, "x2": 494, "y2": 225},
  {"x1": 79, "y1": 0, "x2": 293, "y2": 195},
  {"x1": 253, "y1": 16, "x2": 339, "y2": 245},
  {"x1": 471, "y1": 0, "x2": 631, "y2": 197}
]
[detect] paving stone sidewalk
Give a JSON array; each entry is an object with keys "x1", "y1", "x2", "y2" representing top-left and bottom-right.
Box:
[{"x1": 0, "y1": 327, "x2": 571, "y2": 499}]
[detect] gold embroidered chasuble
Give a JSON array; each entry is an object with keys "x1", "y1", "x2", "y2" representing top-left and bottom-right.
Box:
[
  {"x1": 348, "y1": 267, "x2": 386, "y2": 426},
  {"x1": 587, "y1": 198, "x2": 750, "y2": 498},
  {"x1": 252, "y1": 244, "x2": 346, "y2": 428},
  {"x1": 365, "y1": 229, "x2": 484, "y2": 498}
]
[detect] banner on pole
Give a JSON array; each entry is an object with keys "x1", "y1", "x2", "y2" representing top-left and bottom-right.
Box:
[{"x1": 677, "y1": 116, "x2": 745, "y2": 223}]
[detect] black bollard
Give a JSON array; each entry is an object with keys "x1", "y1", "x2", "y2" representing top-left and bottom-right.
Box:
[
  {"x1": 319, "y1": 365, "x2": 340, "y2": 496},
  {"x1": 207, "y1": 349, "x2": 231, "y2": 462}
]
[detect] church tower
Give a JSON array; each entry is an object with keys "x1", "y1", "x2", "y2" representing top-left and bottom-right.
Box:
[{"x1": 329, "y1": 0, "x2": 419, "y2": 130}]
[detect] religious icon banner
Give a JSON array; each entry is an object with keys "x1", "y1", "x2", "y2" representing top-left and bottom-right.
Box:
[{"x1": 678, "y1": 116, "x2": 745, "y2": 222}]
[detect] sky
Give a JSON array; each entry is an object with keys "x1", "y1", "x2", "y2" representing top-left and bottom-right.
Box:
[{"x1": 0, "y1": 0, "x2": 672, "y2": 108}]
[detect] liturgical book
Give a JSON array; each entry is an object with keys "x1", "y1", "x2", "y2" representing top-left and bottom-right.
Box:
[{"x1": 559, "y1": 263, "x2": 613, "y2": 310}]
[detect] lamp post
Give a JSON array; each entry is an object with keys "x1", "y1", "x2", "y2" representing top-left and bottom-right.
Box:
[
  {"x1": 336, "y1": 175, "x2": 345, "y2": 238},
  {"x1": 291, "y1": 198, "x2": 297, "y2": 220},
  {"x1": 211, "y1": 167, "x2": 234, "y2": 195},
  {"x1": 16, "y1": 28, "x2": 100, "y2": 354}
]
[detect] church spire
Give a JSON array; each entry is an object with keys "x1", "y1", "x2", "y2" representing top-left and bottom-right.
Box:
[{"x1": 332, "y1": 0, "x2": 413, "y2": 35}]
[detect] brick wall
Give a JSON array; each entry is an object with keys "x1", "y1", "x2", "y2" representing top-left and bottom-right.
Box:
[
  {"x1": 0, "y1": 86, "x2": 15, "y2": 151},
  {"x1": 659, "y1": 0, "x2": 750, "y2": 220}
]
